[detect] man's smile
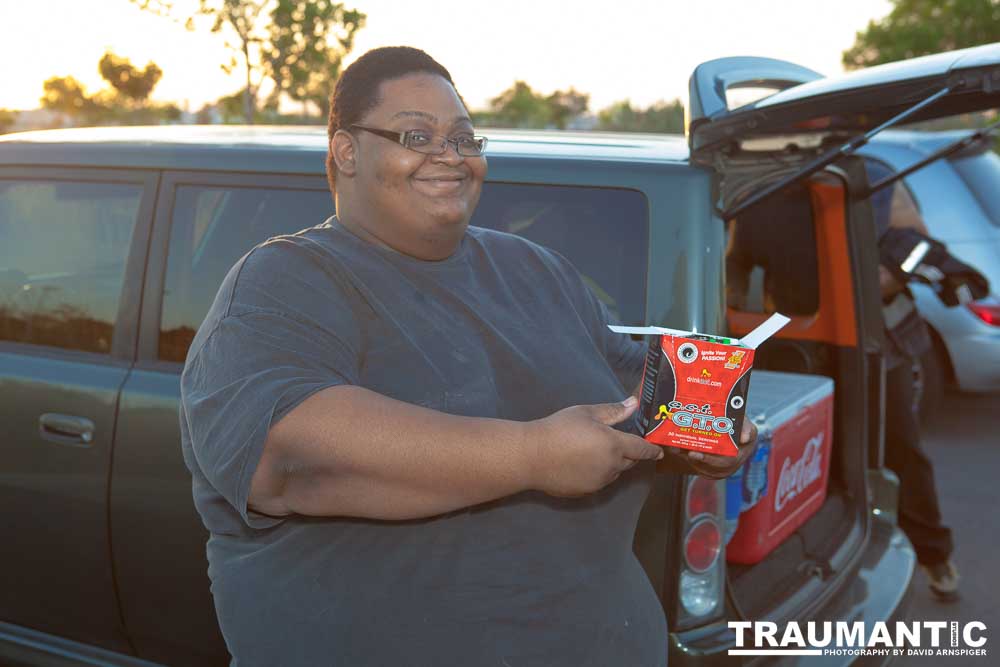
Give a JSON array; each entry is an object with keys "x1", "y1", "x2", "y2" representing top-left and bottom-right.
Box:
[{"x1": 412, "y1": 173, "x2": 468, "y2": 195}]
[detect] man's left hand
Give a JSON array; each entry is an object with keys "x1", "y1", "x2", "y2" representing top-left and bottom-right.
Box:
[
  {"x1": 629, "y1": 378, "x2": 759, "y2": 479},
  {"x1": 678, "y1": 417, "x2": 758, "y2": 480}
]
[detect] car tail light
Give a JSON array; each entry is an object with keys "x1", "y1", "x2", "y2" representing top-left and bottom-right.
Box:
[
  {"x1": 684, "y1": 519, "x2": 722, "y2": 571},
  {"x1": 686, "y1": 476, "x2": 720, "y2": 518},
  {"x1": 676, "y1": 475, "x2": 727, "y2": 622},
  {"x1": 968, "y1": 298, "x2": 1000, "y2": 326},
  {"x1": 679, "y1": 567, "x2": 721, "y2": 618}
]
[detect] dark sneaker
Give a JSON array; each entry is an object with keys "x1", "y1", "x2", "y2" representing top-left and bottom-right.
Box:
[{"x1": 922, "y1": 560, "x2": 960, "y2": 602}]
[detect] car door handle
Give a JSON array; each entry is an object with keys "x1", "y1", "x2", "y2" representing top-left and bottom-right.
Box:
[{"x1": 38, "y1": 413, "x2": 95, "y2": 446}]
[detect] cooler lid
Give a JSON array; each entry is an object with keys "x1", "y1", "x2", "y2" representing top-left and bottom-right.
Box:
[{"x1": 746, "y1": 370, "x2": 834, "y2": 431}]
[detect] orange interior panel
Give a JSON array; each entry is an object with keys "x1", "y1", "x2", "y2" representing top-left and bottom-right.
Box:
[{"x1": 727, "y1": 180, "x2": 858, "y2": 348}]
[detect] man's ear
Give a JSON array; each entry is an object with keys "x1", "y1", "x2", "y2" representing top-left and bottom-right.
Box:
[{"x1": 331, "y1": 129, "x2": 358, "y2": 177}]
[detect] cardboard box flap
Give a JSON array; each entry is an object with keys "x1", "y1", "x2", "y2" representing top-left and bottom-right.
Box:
[
  {"x1": 737, "y1": 313, "x2": 791, "y2": 350},
  {"x1": 608, "y1": 312, "x2": 789, "y2": 349},
  {"x1": 607, "y1": 325, "x2": 695, "y2": 337}
]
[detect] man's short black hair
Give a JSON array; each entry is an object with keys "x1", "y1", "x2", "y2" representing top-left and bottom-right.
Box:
[{"x1": 326, "y1": 46, "x2": 459, "y2": 193}]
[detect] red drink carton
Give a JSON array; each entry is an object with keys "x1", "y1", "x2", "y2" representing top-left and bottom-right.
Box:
[{"x1": 609, "y1": 314, "x2": 789, "y2": 457}]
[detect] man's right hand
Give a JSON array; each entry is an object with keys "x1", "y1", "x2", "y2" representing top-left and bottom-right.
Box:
[
  {"x1": 879, "y1": 264, "x2": 905, "y2": 300},
  {"x1": 527, "y1": 396, "x2": 664, "y2": 497}
]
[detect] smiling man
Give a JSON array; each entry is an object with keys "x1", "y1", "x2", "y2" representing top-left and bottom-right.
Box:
[
  {"x1": 179, "y1": 46, "x2": 755, "y2": 666},
  {"x1": 329, "y1": 72, "x2": 486, "y2": 259}
]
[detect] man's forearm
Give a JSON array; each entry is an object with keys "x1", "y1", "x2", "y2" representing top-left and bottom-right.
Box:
[{"x1": 251, "y1": 385, "x2": 535, "y2": 521}]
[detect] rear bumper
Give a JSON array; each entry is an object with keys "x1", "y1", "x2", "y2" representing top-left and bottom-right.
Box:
[{"x1": 667, "y1": 518, "x2": 916, "y2": 666}]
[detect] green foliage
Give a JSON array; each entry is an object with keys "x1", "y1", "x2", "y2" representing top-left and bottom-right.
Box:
[
  {"x1": 131, "y1": 0, "x2": 364, "y2": 123},
  {"x1": 40, "y1": 68, "x2": 178, "y2": 127},
  {"x1": 0, "y1": 109, "x2": 16, "y2": 134},
  {"x1": 263, "y1": 0, "x2": 365, "y2": 119},
  {"x1": 596, "y1": 99, "x2": 685, "y2": 133},
  {"x1": 480, "y1": 81, "x2": 589, "y2": 129},
  {"x1": 546, "y1": 88, "x2": 589, "y2": 130},
  {"x1": 99, "y1": 51, "x2": 163, "y2": 105},
  {"x1": 40, "y1": 77, "x2": 105, "y2": 118},
  {"x1": 130, "y1": 0, "x2": 270, "y2": 122},
  {"x1": 214, "y1": 88, "x2": 250, "y2": 123},
  {"x1": 843, "y1": 0, "x2": 1000, "y2": 69},
  {"x1": 477, "y1": 82, "x2": 685, "y2": 134},
  {"x1": 484, "y1": 81, "x2": 550, "y2": 128}
]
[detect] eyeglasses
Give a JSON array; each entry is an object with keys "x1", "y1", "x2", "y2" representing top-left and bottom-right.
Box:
[{"x1": 350, "y1": 124, "x2": 488, "y2": 157}]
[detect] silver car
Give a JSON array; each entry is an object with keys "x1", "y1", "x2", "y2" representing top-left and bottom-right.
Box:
[{"x1": 860, "y1": 130, "x2": 1000, "y2": 404}]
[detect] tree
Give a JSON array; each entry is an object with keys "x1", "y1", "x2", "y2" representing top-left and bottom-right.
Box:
[
  {"x1": 0, "y1": 109, "x2": 16, "y2": 135},
  {"x1": 487, "y1": 81, "x2": 551, "y2": 128},
  {"x1": 596, "y1": 99, "x2": 685, "y2": 133},
  {"x1": 41, "y1": 61, "x2": 178, "y2": 127},
  {"x1": 843, "y1": 0, "x2": 1000, "y2": 69},
  {"x1": 546, "y1": 88, "x2": 589, "y2": 130},
  {"x1": 131, "y1": 0, "x2": 270, "y2": 122},
  {"x1": 263, "y1": 0, "x2": 365, "y2": 119},
  {"x1": 215, "y1": 88, "x2": 250, "y2": 122},
  {"x1": 483, "y1": 82, "x2": 589, "y2": 129},
  {"x1": 131, "y1": 0, "x2": 365, "y2": 122},
  {"x1": 99, "y1": 51, "x2": 163, "y2": 106},
  {"x1": 40, "y1": 76, "x2": 105, "y2": 120}
]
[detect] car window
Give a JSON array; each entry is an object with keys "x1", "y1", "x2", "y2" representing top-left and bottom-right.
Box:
[
  {"x1": 951, "y1": 151, "x2": 1000, "y2": 227},
  {"x1": 862, "y1": 157, "x2": 928, "y2": 234},
  {"x1": 0, "y1": 179, "x2": 142, "y2": 354},
  {"x1": 159, "y1": 185, "x2": 334, "y2": 363},
  {"x1": 725, "y1": 181, "x2": 820, "y2": 317},
  {"x1": 470, "y1": 183, "x2": 648, "y2": 325}
]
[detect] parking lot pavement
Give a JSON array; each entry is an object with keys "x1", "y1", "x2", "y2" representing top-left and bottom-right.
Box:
[{"x1": 896, "y1": 390, "x2": 1000, "y2": 665}]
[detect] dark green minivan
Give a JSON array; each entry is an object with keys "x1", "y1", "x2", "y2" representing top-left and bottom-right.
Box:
[{"x1": 2, "y1": 44, "x2": 998, "y2": 666}]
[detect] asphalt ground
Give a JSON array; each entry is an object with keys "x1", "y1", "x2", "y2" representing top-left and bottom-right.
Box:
[{"x1": 895, "y1": 390, "x2": 1000, "y2": 666}]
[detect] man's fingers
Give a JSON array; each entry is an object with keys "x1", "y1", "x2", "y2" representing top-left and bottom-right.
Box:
[
  {"x1": 621, "y1": 434, "x2": 664, "y2": 461},
  {"x1": 740, "y1": 418, "x2": 758, "y2": 446},
  {"x1": 688, "y1": 451, "x2": 733, "y2": 467},
  {"x1": 620, "y1": 458, "x2": 640, "y2": 472},
  {"x1": 591, "y1": 396, "x2": 639, "y2": 426}
]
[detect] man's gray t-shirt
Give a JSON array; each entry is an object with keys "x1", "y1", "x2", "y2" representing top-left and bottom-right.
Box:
[{"x1": 179, "y1": 217, "x2": 666, "y2": 666}]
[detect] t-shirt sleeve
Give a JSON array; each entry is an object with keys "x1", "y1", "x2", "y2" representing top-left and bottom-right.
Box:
[
  {"x1": 539, "y1": 245, "x2": 646, "y2": 392},
  {"x1": 180, "y1": 310, "x2": 360, "y2": 530},
  {"x1": 587, "y1": 291, "x2": 646, "y2": 392}
]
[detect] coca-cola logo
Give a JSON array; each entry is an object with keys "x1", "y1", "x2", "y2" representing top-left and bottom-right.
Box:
[{"x1": 774, "y1": 433, "x2": 824, "y2": 513}]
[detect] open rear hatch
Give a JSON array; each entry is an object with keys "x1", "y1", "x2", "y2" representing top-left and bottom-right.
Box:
[
  {"x1": 689, "y1": 44, "x2": 1000, "y2": 157},
  {"x1": 686, "y1": 44, "x2": 1000, "y2": 621}
]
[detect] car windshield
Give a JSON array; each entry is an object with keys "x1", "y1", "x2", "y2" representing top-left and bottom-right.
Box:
[{"x1": 951, "y1": 150, "x2": 1000, "y2": 227}]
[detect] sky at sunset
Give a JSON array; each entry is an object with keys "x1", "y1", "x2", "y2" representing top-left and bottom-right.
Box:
[{"x1": 0, "y1": 0, "x2": 893, "y2": 113}]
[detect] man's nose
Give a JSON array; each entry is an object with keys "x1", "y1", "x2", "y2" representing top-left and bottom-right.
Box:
[{"x1": 430, "y1": 141, "x2": 464, "y2": 165}]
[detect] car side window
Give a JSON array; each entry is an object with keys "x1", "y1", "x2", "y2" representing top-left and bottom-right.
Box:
[
  {"x1": 725, "y1": 181, "x2": 820, "y2": 317},
  {"x1": 158, "y1": 185, "x2": 334, "y2": 363},
  {"x1": 470, "y1": 183, "x2": 648, "y2": 325},
  {"x1": 863, "y1": 157, "x2": 925, "y2": 235},
  {"x1": 0, "y1": 179, "x2": 142, "y2": 354},
  {"x1": 951, "y1": 151, "x2": 1000, "y2": 228}
]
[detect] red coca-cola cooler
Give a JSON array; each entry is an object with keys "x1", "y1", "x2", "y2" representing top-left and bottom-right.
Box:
[{"x1": 726, "y1": 370, "x2": 834, "y2": 565}]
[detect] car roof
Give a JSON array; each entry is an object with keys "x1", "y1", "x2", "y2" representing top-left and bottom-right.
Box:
[{"x1": 0, "y1": 125, "x2": 691, "y2": 172}]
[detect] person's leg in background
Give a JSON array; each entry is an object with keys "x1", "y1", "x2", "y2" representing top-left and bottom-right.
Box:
[{"x1": 883, "y1": 358, "x2": 958, "y2": 601}]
